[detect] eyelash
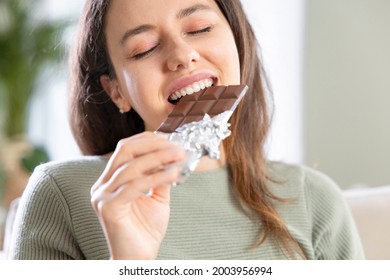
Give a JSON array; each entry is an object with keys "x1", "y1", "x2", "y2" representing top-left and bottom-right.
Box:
[
  {"x1": 187, "y1": 26, "x2": 214, "y2": 35},
  {"x1": 131, "y1": 26, "x2": 214, "y2": 60},
  {"x1": 132, "y1": 45, "x2": 159, "y2": 60}
]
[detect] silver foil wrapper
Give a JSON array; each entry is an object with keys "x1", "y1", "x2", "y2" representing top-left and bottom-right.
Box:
[{"x1": 167, "y1": 111, "x2": 233, "y2": 185}]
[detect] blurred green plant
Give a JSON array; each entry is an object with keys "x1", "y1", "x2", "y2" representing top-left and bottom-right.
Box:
[
  {"x1": 21, "y1": 146, "x2": 49, "y2": 173},
  {"x1": 0, "y1": 0, "x2": 66, "y2": 138},
  {"x1": 0, "y1": 0, "x2": 68, "y2": 192}
]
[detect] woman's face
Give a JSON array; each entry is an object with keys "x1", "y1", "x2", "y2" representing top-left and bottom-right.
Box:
[{"x1": 103, "y1": 0, "x2": 240, "y2": 131}]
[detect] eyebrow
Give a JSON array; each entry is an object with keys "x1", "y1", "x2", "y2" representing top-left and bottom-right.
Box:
[
  {"x1": 120, "y1": 24, "x2": 155, "y2": 46},
  {"x1": 176, "y1": 4, "x2": 212, "y2": 19},
  {"x1": 120, "y1": 4, "x2": 212, "y2": 45}
]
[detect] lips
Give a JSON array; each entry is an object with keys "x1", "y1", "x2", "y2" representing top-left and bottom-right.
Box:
[{"x1": 168, "y1": 78, "x2": 214, "y2": 103}]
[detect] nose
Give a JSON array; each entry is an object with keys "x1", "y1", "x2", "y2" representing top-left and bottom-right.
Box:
[{"x1": 166, "y1": 39, "x2": 200, "y2": 71}]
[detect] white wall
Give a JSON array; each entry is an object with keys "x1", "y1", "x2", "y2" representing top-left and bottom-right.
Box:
[
  {"x1": 28, "y1": 0, "x2": 306, "y2": 164},
  {"x1": 304, "y1": 0, "x2": 390, "y2": 188},
  {"x1": 241, "y1": 0, "x2": 306, "y2": 164}
]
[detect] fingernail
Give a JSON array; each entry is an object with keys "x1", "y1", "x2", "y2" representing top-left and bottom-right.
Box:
[{"x1": 144, "y1": 188, "x2": 153, "y2": 197}]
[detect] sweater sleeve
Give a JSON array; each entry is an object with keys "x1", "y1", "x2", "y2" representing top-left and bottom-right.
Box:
[
  {"x1": 304, "y1": 167, "x2": 365, "y2": 259},
  {"x1": 9, "y1": 168, "x2": 84, "y2": 260}
]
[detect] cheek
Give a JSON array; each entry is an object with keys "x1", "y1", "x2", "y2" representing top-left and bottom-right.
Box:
[
  {"x1": 120, "y1": 72, "x2": 154, "y2": 129},
  {"x1": 120, "y1": 69, "x2": 148, "y2": 110},
  {"x1": 208, "y1": 34, "x2": 241, "y2": 83},
  {"x1": 121, "y1": 70, "x2": 137, "y2": 100},
  {"x1": 226, "y1": 44, "x2": 241, "y2": 83},
  {"x1": 225, "y1": 35, "x2": 241, "y2": 80}
]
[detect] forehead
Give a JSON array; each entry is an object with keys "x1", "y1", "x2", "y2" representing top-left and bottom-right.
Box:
[{"x1": 105, "y1": 0, "x2": 222, "y2": 26}]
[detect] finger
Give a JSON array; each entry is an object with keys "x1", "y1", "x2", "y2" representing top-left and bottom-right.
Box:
[
  {"x1": 105, "y1": 145, "x2": 186, "y2": 191},
  {"x1": 98, "y1": 168, "x2": 179, "y2": 207},
  {"x1": 109, "y1": 132, "x2": 169, "y2": 167},
  {"x1": 117, "y1": 168, "x2": 179, "y2": 202},
  {"x1": 100, "y1": 132, "x2": 172, "y2": 183}
]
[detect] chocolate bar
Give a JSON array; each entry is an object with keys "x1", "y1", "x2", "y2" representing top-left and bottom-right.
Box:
[{"x1": 157, "y1": 85, "x2": 248, "y2": 133}]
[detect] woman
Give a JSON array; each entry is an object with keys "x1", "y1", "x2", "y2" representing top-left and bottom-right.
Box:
[{"x1": 9, "y1": 0, "x2": 364, "y2": 259}]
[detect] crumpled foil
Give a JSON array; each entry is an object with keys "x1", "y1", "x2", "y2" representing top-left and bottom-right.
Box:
[{"x1": 166, "y1": 111, "x2": 233, "y2": 185}]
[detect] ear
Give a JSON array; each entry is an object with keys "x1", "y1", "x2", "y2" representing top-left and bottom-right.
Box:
[{"x1": 100, "y1": 75, "x2": 131, "y2": 112}]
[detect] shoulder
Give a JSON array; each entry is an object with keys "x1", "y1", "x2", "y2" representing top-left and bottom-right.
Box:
[
  {"x1": 22, "y1": 156, "x2": 108, "y2": 211},
  {"x1": 266, "y1": 162, "x2": 347, "y2": 237},
  {"x1": 266, "y1": 161, "x2": 343, "y2": 203},
  {"x1": 265, "y1": 161, "x2": 346, "y2": 226},
  {"x1": 35, "y1": 156, "x2": 108, "y2": 180},
  {"x1": 267, "y1": 162, "x2": 364, "y2": 259},
  {"x1": 12, "y1": 156, "x2": 109, "y2": 259}
]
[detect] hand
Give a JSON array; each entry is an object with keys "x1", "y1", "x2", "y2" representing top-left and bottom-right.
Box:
[{"x1": 91, "y1": 132, "x2": 186, "y2": 259}]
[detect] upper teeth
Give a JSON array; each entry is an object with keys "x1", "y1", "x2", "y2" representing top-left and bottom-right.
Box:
[{"x1": 169, "y1": 78, "x2": 213, "y2": 101}]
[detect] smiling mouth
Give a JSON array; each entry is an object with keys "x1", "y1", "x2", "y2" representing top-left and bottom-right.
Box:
[{"x1": 168, "y1": 78, "x2": 214, "y2": 104}]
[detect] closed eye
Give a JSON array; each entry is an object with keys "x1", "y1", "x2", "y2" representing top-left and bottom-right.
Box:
[
  {"x1": 132, "y1": 44, "x2": 159, "y2": 60},
  {"x1": 187, "y1": 26, "x2": 214, "y2": 36},
  {"x1": 130, "y1": 26, "x2": 213, "y2": 60}
]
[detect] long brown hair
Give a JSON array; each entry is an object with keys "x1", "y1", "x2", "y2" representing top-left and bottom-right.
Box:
[{"x1": 69, "y1": 0, "x2": 302, "y2": 258}]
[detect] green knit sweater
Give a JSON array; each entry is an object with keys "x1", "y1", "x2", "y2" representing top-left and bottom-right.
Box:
[{"x1": 9, "y1": 156, "x2": 364, "y2": 259}]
